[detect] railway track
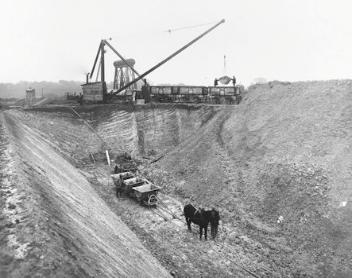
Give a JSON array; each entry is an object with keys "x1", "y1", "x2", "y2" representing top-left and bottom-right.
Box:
[
  {"x1": 149, "y1": 206, "x2": 169, "y2": 221},
  {"x1": 157, "y1": 199, "x2": 183, "y2": 221},
  {"x1": 145, "y1": 197, "x2": 184, "y2": 222},
  {"x1": 100, "y1": 127, "x2": 266, "y2": 278},
  {"x1": 107, "y1": 172, "x2": 266, "y2": 277}
]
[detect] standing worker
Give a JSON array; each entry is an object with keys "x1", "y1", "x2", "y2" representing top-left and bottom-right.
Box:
[{"x1": 232, "y1": 76, "x2": 236, "y2": 86}]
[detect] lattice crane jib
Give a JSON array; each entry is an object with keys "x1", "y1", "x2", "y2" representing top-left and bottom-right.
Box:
[{"x1": 113, "y1": 59, "x2": 137, "y2": 92}]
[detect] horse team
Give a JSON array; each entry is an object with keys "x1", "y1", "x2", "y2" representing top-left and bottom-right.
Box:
[{"x1": 183, "y1": 204, "x2": 220, "y2": 240}]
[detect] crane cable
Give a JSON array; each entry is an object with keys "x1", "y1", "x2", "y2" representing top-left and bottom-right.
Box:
[
  {"x1": 69, "y1": 107, "x2": 110, "y2": 149},
  {"x1": 223, "y1": 54, "x2": 227, "y2": 75},
  {"x1": 165, "y1": 21, "x2": 219, "y2": 34}
]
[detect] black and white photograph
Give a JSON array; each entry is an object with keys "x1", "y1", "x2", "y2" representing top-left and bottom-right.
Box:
[{"x1": 1, "y1": 0, "x2": 352, "y2": 277}]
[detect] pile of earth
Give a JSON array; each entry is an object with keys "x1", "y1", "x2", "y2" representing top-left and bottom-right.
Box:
[{"x1": 152, "y1": 80, "x2": 352, "y2": 277}]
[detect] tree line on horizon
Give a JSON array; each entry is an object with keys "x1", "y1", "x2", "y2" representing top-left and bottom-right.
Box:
[{"x1": 0, "y1": 80, "x2": 83, "y2": 99}]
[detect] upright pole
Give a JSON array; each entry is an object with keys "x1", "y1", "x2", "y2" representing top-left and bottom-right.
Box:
[
  {"x1": 90, "y1": 42, "x2": 102, "y2": 79},
  {"x1": 113, "y1": 65, "x2": 117, "y2": 89},
  {"x1": 100, "y1": 42, "x2": 107, "y2": 101},
  {"x1": 223, "y1": 55, "x2": 226, "y2": 75}
]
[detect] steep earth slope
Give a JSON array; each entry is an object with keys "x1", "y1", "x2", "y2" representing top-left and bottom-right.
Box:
[
  {"x1": 0, "y1": 111, "x2": 170, "y2": 278},
  {"x1": 156, "y1": 80, "x2": 352, "y2": 277}
]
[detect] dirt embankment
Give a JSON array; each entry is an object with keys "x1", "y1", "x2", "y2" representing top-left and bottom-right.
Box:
[
  {"x1": 225, "y1": 81, "x2": 352, "y2": 277},
  {"x1": 0, "y1": 112, "x2": 170, "y2": 278},
  {"x1": 155, "y1": 80, "x2": 352, "y2": 277}
]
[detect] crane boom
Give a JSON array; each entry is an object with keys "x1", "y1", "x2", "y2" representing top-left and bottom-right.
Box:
[
  {"x1": 90, "y1": 42, "x2": 102, "y2": 79},
  {"x1": 112, "y1": 18, "x2": 225, "y2": 95},
  {"x1": 88, "y1": 40, "x2": 141, "y2": 86}
]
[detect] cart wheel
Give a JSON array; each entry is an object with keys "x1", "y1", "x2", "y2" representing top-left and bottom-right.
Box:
[{"x1": 147, "y1": 194, "x2": 158, "y2": 206}]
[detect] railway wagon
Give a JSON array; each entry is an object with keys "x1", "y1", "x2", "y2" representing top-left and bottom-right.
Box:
[
  {"x1": 150, "y1": 86, "x2": 173, "y2": 102},
  {"x1": 207, "y1": 86, "x2": 240, "y2": 104},
  {"x1": 150, "y1": 85, "x2": 206, "y2": 103},
  {"x1": 114, "y1": 153, "x2": 138, "y2": 173},
  {"x1": 148, "y1": 85, "x2": 241, "y2": 104},
  {"x1": 111, "y1": 173, "x2": 160, "y2": 206},
  {"x1": 175, "y1": 86, "x2": 206, "y2": 103}
]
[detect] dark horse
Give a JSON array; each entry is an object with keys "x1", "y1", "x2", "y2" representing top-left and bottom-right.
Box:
[
  {"x1": 183, "y1": 204, "x2": 220, "y2": 240},
  {"x1": 207, "y1": 208, "x2": 220, "y2": 239}
]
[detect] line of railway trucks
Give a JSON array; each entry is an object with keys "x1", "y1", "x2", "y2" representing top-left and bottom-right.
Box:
[
  {"x1": 140, "y1": 85, "x2": 244, "y2": 104},
  {"x1": 81, "y1": 81, "x2": 244, "y2": 105}
]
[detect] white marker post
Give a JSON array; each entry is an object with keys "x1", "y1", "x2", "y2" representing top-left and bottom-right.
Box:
[{"x1": 106, "y1": 150, "x2": 111, "y2": 167}]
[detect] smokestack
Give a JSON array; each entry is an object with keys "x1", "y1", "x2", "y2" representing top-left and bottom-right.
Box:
[{"x1": 86, "y1": 73, "x2": 89, "y2": 84}]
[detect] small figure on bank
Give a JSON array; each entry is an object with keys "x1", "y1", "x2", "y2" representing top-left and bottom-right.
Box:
[
  {"x1": 114, "y1": 164, "x2": 119, "y2": 174},
  {"x1": 232, "y1": 76, "x2": 236, "y2": 86}
]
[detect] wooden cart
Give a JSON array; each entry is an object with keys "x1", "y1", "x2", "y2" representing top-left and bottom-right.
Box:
[
  {"x1": 132, "y1": 182, "x2": 160, "y2": 206},
  {"x1": 111, "y1": 173, "x2": 160, "y2": 206}
]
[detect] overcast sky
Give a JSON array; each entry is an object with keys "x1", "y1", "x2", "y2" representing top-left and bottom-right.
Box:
[{"x1": 1, "y1": 0, "x2": 352, "y2": 86}]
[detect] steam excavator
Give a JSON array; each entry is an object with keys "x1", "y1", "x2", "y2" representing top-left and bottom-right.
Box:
[{"x1": 81, "y1": 19, "x2": 226, "y2": 103}]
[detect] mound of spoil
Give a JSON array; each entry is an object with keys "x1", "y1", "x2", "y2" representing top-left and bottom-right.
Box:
[{"x1": 153, "y1": 80, "x2": 352, "y2": 277}]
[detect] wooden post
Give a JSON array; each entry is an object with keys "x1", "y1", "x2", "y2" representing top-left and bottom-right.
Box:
[
  {"x1": 100, "y1": 42, "x2": 107, "y2": 102},
  {"x1": 106, "y1": 150, "x2": 111, "y2": 166}
]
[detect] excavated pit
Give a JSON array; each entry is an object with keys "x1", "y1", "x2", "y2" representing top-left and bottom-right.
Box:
[{"x1": 1, "y1": 80, "x2": 352, "y2": 277}]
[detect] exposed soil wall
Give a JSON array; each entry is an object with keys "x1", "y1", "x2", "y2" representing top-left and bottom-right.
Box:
[{"x1": 0, "y1": 112, "x2": 170, "y2": 278}]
